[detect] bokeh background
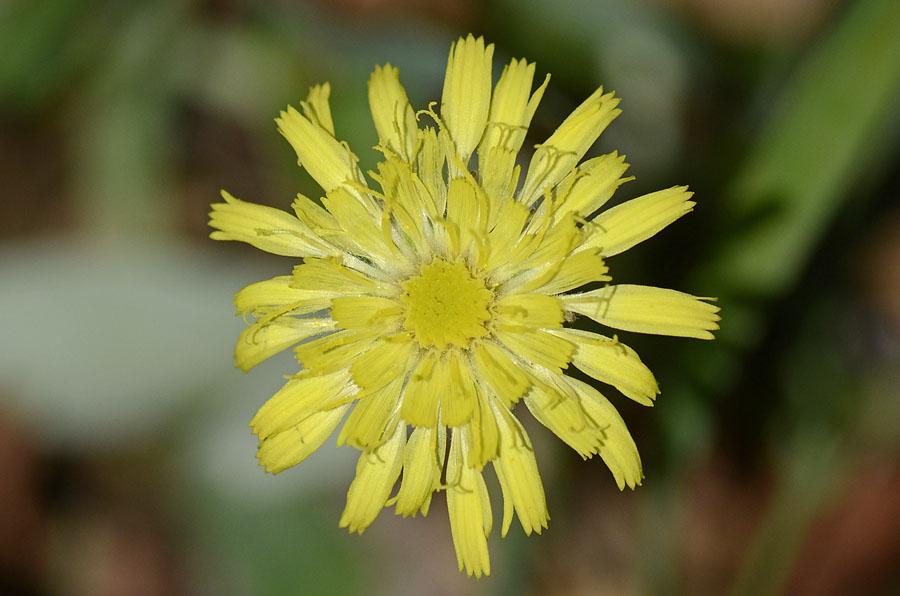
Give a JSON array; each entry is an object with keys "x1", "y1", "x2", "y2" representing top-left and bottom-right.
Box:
[{"x1": 2, "y1": 0, "x2": 899, "y2": 594}]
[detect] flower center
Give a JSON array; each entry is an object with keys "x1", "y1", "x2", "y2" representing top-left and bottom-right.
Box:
[{"x1": 400, "y1": 259, "x2": 493, "y2": 350}]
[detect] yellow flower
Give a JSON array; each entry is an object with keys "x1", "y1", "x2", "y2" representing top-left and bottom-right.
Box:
[{"x1": 209, "y1": 34, "x2": 720, "y2": 578}]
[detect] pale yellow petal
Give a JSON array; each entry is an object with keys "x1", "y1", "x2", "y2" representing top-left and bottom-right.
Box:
[
  {"x1": 349, "y1": 337, "x2": 416, "y2": 393},
  {"x1": 394, "y1": 425, "x2": 445, "y2": 517},
  {"x1": 493, "y1": 215, "x2": 580, "y2": 293},
  {"x1": 549, "y1": 328, "x2": 658, "y2": 405},
  {"x1": 415, "y1": 127, "x2": 448, "y2": 216},
  {"x1": 495, "y1": 293, "x2": 564, "y2": 330},
  {"x1": 368, "y1": 64, "x2": 418, "y2": 160},
  {"x1": 235, "y1": 316, "x2": 334, "y2": 372},
  {"x1": 293, "y1": 329, "x2": 380, "y2": 376},
  {"x1": 400, "y1": 351, "x2": 441, "y2": 428},
  {"x1": 530, "y1": 250, "x2": 610, "y2": 295},
  {"x1": 494, "y1": 328, "x2": 574, "y2": 375},
  {"x1": 440, "y1": 35, "x2": 494, "y2": 165},
  {"x1": 446, "y1": 429, "x2": 492, "y2": 578},
  {"x1": 251, "y1": 368, "x2": 356, "y2": 439},
  {"x1": 583, "y1": 186, "x2": 695, "y2": 257},
  {"x1": 234, "y1": 276, "x2": 298, "y2": 315},
  {"x1": 210, "y1": 191, "x2": 332, "y2": 257},
  {"x1": 301, "y1": 83, "x2": 335, "y2": 135},
  {"x1": 564, "y1": 284, "x2": 720, "y2": 339},
  {"x1": 339, "y1": 421, "x2": 406, "y2": 534},
  {"x1": 553, "y1": 152, "x2": 632, "y2": 218},
  {"x1": 276, "y1": 105, "x2": 363, "y2": 194},
  {"x1": 519, "y1": 87, "x2": 620, "y2": 205},
  {"x1": 440, "y1": 351, "x2": 476, "y2": 427},
  {"x1": 292, "y1": 194, "x2": 340, "y2": 233},
  {"x1": 465, "y1": 385, "x2": 500, "y2": 468},
  {"x1": 479, "y1": 58, "x2": 549, "y2": 156},
  {"x1": 522, "y1": 370, "x2": 605, "y2": 458},
  {"x1": 330, "y1": 296, "x2": 403, "y2": 331},
  {"x1": 470, "y1": 341, "x2": 531, "y2": 408},
  {"x1": 445, "y1": 176, "x2": 485, "y2": 259},
  {"x1": 322, "y1": 187, "x2": 394, "y2": 264},
  {"x1": 292, "y1": 257, "x2": 395, "y2": 296},
  {"x1": 234, "y1": 275, "x2": 331, "y2": 317},
  {"x1": 484, "y1": 200, "x2": 530, "y2": 270},
  {"x1": 256, "y1": 403, "x2": 350, "y2": 474},
  {"x1": 372, "y1": 158, "x2": 435, "y2": 255},
  {"x1": 478, "y1": 146, "x2": 520, "y2": 223},
  {"x1": 491, "y1": 401, "x2": 548, "y2": 537},
  {"x1": 560, "y1": 376, "x2": 643, "y2": 489},
  {"x1": 337, "y1": 375, "x2": 403, "y2": 451},
  {"x1": 486, "y1": 210, "x2": 546, "y2": 278}
]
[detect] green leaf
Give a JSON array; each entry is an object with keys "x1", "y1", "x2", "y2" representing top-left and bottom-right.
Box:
[{"x1": 703, "y1": 0, "x2": 900, "y2": 297}]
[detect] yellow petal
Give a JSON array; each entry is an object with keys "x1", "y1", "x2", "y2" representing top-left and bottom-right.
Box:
[
  {"x1": 519, "y1": 87, "x2": 620, "y2": 205},
  {"x1": 549, "y1": 328, "x2": 658, "y2": 406},
  {"x1": 465, "y1": 386, "x2": 500, "y2": 468},
  {"x1": 565, "y1": 284, "x2": 720, "y2": 339},
  {"x1": 339, "y1": 421, "x2": 406, "y2": 534},
  {"x1": 301, "y1": 83, "x2": 335, "y2": 135},
  {"x1": 322, "y1": 187, "x2": 393, "y2": 264},
  {"x1": 491, "y1": 401, "x2": 548, "y2": 537},
  {"x1": 292, "y1": 257, "x2": 395, "y2": 296},
  {"x1": 368, "y1": 64, "x2": 418, "y2": 160},
  {"x1": 484, "y1": 200, "x2": 530, "y2": 271},
  {"x1": 446, "y1": 429, "x2": 492, "y2": 578},
  {"x1": 495, "y1": 293, "x2": 564, "y2": 330},
  {"x1": 400, "y1": 351, "x2": 441, "y2": 428},
  {"x1": 293, "y1": 329, "x2": 380, "y2": 376},
  {"x1": 494, "y1": 328, "x2": 574, "y2": 375},
  {"x1": 553, "y1": 152, "x2": 632, "y2": 219},
  {"x1": 470, "y1": 341, "x2": 531, "y2": 408},
  {"x1": 234, "y1": 275, "x2": 331, "y2": 317},
  {"x1": 445, "y1": 176, "x2": 485, "y2": 259},
  {"x1": 349, "y1": 337, "x2": 416, "y2": 393},
  {"x1": 521, "y1": 368, "x2": 606, "y2": 458},
  {"x1": 486, "y1": 211, "x2": 545, "y2": 278},
  {"x1": 256, "y1": 403, "x2": 351, "y2": 474},
  {"x1": 394, "y1": 425, "x2": 445, "y2": 517},
  {"x1": 479, "y1": 58, "x2": 549, "y2": 156},
  {"x1": 337, "y1": 375, "x2": 404, "y2": 451},
  {"x1": 235, "y1": 316, "x2": 334, "y2": 372},
  {"x1": 372, "y1": 157, "x2": 434, "y2": 254},
  {"x1": 583, "y1": 186, "x2": 695, "y2": 257},
  {"x1": 251, "y1": 368, "x2": 356, "y2": 439},
  {"x1": 440, "y1": 351, "x2": 477, "y2": 427},
  {"x1": 210, "y1": 190, "x2": 332, "y2": 257},
  {"x1": 235, "y1": 276, "x2": 298, "y2": 314},
  {"x1": 478, "y1": 146, "x2": 520, "y2": 222},
  {"x1": 276, "y1": 105, "x2": 363, "y2": 194},
  {"x1": 330, "y1": 296, "x2": 403, "y2": 330},
  {"x1": 560, "y1": 376, "x2": 643, "y2": 489},
  {"x1": 440, "y1": 35, "x2": 494, "y2": 165},
  {"x1": 531, "y1": 250, "x2": 610, "y2": 295},
  {"x1": 415, "y1": 127, "x2": 448, "y2": 216},
  {"x1": 494, "y1": 215, "x2": 580, "y2": 293},
  {"x1": 292, "y1": 194, "x2": 340, "y2": 233}
]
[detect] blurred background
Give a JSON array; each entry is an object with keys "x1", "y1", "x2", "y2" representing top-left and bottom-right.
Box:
[{"x1": 1, "y1": 0, "x2": 899, "y2": 594}]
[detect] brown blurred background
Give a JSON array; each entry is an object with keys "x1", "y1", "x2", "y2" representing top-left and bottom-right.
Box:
[{"x1": 1, "y1": 0, "x2": 899, "y2": 594}]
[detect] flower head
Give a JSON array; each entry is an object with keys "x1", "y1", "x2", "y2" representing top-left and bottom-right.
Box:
[{"x1": 210, "y1": 35, "x2": 720, "y2": 577}]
